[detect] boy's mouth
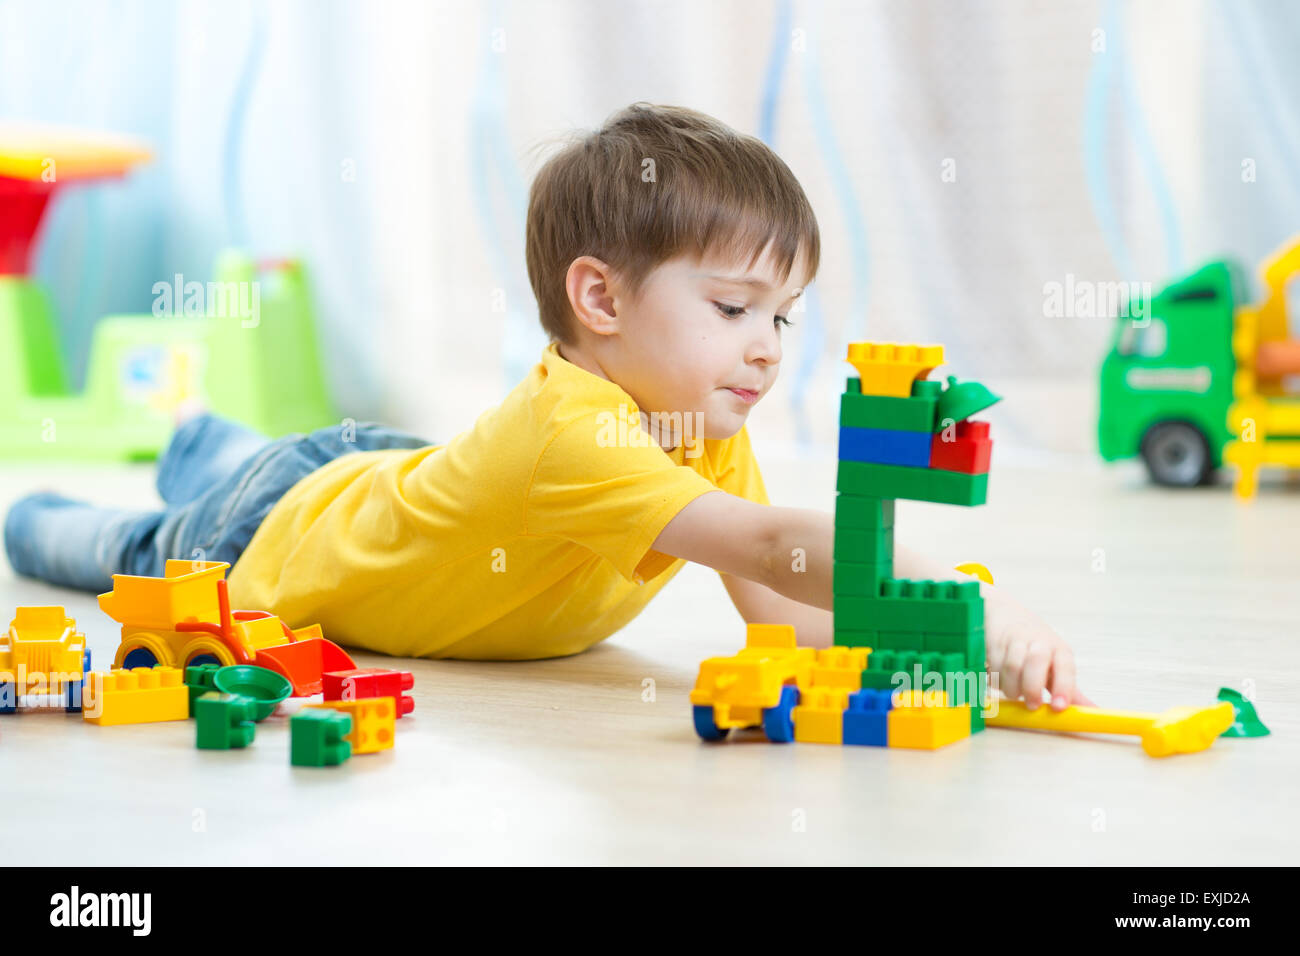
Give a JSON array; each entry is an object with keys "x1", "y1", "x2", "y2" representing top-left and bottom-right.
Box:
[{"x1": 725, "y1": 387, "x2": 760, "y2": 405}]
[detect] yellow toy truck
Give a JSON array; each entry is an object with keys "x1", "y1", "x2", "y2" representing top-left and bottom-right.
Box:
[
  {"x1": 97, "y1": 559, "x2": 355, "y2": 696},
  {"x1": 0, "y1": 606, "x2": 90, "y2": 713},
  {"x1": 689, "y1": 623, "x2": 818, "y2": 741}
]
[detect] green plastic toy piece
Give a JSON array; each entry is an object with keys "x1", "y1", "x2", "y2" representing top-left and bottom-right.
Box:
[
  {"x1": 213, "y1": 665, "x2": 292, "y2": 721},
  {"x1": 838, "y1": 460, "x2": 988, "y2": 506},
  {"x1": 291, "y1": 709, "x2": 353, "y2": 767},
  {"x1": 0, "y1": 251, "x2": 336, "y2": 461},
  {"x1": 195, "y1": 692, "x2": 256, "y2": 749},
  {"x1": 1217, "y1": 687, "x2": 1270, "y2": 737},
  {"x1": 934, "y1": 376, "x2": 1001, "y2": 431},
  {"x1": 184, "y1": 663, "x2": 221, "y2": 714}
]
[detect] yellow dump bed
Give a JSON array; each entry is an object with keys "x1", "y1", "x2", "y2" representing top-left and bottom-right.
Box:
[{"x1": 98, "y1": 560, "x2": 229, "y2": 628}]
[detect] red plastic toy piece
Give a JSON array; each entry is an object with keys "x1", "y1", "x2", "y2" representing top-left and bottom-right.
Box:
[
  {"x1": 256, "y1": 638, "x2": 357, "y2": 697},
  {"x1": 930, "y1": 421, "x2": 992, "y2": 474},
  {"x1": 323, "y1": 667, "x2": 414, "y2": 717}
]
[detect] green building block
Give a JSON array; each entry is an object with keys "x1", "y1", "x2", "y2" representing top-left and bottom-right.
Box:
[
  {"x1": 920, "y1": 628, "x2": 985, "y2": 670},
  {"x1": 195, "y1": 692, "x2": 256, "y2": 749},
  {"x1": 835, "y1": 585, "x2": 982, "y2": 633},
  {"x1": 840, "y1": 385, "x2": 937, "y2": 432},
  {"x1": 861, "y1": 650, "x2": 966, "y2": 692},
  {"x1": 291, "y1": 709, "x2": 353, "y2": 767},
  {"x1": 833, "y1": 527, "x2": 893, "y2": 564},
  {"x1": 834, "y1": 494, "x2": 895, "y2": 530},
  {"x1": 185, "y1": 663, "x2": 221, "y2": 714},
  {"x1": 838, "y1": 460, "x2": 988, "y2": 506},
  {"x1": 834, "y1": 629, "x2": 877, "y2": 649},
  {"x1": 832, "y1": 560, "x2": 893, "y2": 596}
]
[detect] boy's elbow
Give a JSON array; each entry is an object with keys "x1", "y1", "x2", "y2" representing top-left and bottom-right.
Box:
[{"x1": 753, "y1": 516, "x2": 785, "y2": 591}]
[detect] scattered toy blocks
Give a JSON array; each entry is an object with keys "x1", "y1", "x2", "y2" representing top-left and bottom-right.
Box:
[
  {"x1": 323, "y1": 667, "x2": 415, "y2": 717},
  {"x1": 195, "y1": 691, "x2": 256, "y2": 749},
  {"x1": 810, "y1": 646, "x2": 870, "y2": 690},
  {"x1": 304, "y1": 697, "x2": 396, "y2": 754},
  {"x1": 291, "y1": 708, "x2": 352, "y2": 766},
  {"x1": 83, "y1": 666, "x2": 189, "y2": 726},
  {"x1": 0, "y1": 605, "x2": 89, "y2": 712}
]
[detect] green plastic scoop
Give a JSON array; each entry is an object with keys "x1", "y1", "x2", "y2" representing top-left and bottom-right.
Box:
[
  {"x1": 1216, "y1": 687, "x2": 1270, "y2": 737},
  {"x1": 935, "y1": 375, "x2": 1001, "y2": 430},
  {"x1": 214, "y1": 665, "x2": 292, "y2": 721}
]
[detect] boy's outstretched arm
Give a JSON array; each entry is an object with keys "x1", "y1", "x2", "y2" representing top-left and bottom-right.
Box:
[{"x1": 652, "y1": 492, "x2": 1092, "y2": 710}]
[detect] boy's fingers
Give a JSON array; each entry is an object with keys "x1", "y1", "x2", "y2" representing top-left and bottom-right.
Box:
[
  {"x1": 1020, "y1": 642, "x2": 1052, "y2": 710},
  {"x1": 999, "y1": 640, "x2": 1027, "y2": 704},
  {"x1": 1047, "y1": 647, "x2": 1077, "y2": 710}
]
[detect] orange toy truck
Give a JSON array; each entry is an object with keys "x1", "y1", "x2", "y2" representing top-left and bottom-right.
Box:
[{"x1": 97, "y1": 560, "x2": 354, "y2": 696}]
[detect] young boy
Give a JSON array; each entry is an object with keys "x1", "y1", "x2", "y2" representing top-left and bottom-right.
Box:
[{"x1": 4, "y1": 103, "x2": 1090, "y2": 711}]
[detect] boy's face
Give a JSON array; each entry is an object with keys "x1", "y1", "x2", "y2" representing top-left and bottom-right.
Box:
[{"x1": 595, "y1": 244, "x2": 809, "y2": 443}]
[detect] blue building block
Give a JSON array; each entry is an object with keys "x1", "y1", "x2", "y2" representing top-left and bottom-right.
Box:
[
  {"x1": 843, "y1": 688, "x2": 893, "y2": 746},
  {"x1": 838, "y1": 426, "x2": 932, "y2": 468}
]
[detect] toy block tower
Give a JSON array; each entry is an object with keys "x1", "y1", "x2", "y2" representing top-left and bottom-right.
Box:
[{"x1": 834, "y1": 343, "x2": 999, "y2": 735}]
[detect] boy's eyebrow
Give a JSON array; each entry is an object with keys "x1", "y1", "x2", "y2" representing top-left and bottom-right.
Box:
[{"x1": 700, "y1": 273, "x2": 804, "y2": 297}]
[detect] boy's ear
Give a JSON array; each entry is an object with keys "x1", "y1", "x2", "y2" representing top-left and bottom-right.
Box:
[{"x1": 566, "y1": 256, "x2": 620, "y2": 336}]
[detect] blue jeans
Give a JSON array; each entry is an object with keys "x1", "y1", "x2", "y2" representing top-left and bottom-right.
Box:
[{"x1": 4, "y1": 414, "x2": 431, "y2": 593}]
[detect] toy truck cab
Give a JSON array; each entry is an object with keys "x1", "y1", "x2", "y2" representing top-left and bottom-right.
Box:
[
  {"x1": 0, "y1": 606, "x2": 90, "y2": 712},
  {"x1": 1098, "y1": 261, "x2": 1244, "y2": 485},
  {"x1": 689, "y1": 624, "x2": 815, "y2": 741}
]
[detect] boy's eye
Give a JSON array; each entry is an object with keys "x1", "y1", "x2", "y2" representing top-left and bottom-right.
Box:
[
  {"x1": 714, "y1": 301, "x2": 747, "y2": 318},
  {"x1": 775, "y1": 315, "x2": 794, "y2": 328}
]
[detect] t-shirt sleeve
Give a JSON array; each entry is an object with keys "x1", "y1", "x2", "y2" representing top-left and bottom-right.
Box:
[{"x1": 524, "y1": 412, "x2": 719, "y2": 584}]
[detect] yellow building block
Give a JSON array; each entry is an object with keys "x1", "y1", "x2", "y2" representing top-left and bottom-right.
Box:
[
  {"x1": 83, "y1": 667, "x2": 189, "y2": 726},
  {"x1": 811, "y1": 646, "x2": 870, "y2": 690},
  {"x1": 887, "y1": 690, "x2": 971, "y2": 750},
  {"x1": 845, "y1": 342, "x2": 945, "y2": 398},
  {"x1": 793, "y1": 687, "x2": 850, "y2": 744},
  {"x1": 304, "y1": 697, "x2": 395, "y2": 754}
]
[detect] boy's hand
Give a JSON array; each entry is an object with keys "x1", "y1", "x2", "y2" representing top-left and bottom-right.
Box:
[{"x1": 984, "y1": 594, "x2": 1095, "y2": 711}]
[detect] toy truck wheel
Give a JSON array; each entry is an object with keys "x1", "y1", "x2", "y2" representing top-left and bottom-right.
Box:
[
  {"x1": 692, "y1": 705, "x2": 729, "y2": 741},
  {"x1": 1140, "y1": 421, "x2": 1214, "y2": 487},
  {"x1": 762, "y1": 685, "x2": 800, "y2": 743}
]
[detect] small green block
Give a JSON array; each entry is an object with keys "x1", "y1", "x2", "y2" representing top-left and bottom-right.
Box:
[
  {"x1": 874, "y1": 629, "x2": 924, "y2": 652},
  {"x1": 834, "y1": 494, "x2": 895, "y2": 530},
  {"x1": 291, "y1": 709, "x2": 353, "y2": 767},
  {"x1": 833, "y1": 560, "x2": 893, "y2": 596},
  {"x1": 185, "y1": 663, "x2": 221, "y2": 715},
  {"x1": 840, "y1": 391, "x2": 937, "y2": 432},
  {"x1": 195, "y1": 692, "x2": 256, "y2": 749},
  {"x1": 833, "y1": 527, "x2": 893, "y2": 564},
  {"x1": 837, "y1": 460, "x2": 988, "y2": 506}
]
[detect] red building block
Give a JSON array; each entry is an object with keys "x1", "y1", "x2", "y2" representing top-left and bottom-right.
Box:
[
  {"x1": 930, "y1": 421, "x2": 992, "y2": 474},
  {"x1": 323, "y1": 668, "x2": 414, "y2": 717}
]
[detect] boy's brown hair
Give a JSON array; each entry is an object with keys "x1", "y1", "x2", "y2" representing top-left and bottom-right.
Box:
[{"x1": 525, "y1": 102, "x2": 820, "y2": 344}]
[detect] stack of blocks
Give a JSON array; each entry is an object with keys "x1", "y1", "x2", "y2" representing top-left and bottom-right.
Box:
[
  {"x1": 834, "y1": 343, "x2": 995, "y2": 746},
  {"x1": 689, "y1": 342, "x2": 999, "y2": 752}
]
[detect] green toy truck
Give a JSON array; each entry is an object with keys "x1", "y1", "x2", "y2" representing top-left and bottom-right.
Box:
[{"x1": 1097, "y1": 259, "x2": 1249, "y2": 486}]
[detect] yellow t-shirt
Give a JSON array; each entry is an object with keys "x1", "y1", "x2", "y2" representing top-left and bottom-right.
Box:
[{"x1": 227, "y1": 342, "x2": 769, "y2": 660}]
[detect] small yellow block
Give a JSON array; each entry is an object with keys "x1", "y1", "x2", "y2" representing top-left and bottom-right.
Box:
[
  {"x1": 304, "y1": 697, "x2": 396, "y2": 754},
  {"x1": 793, "y1": 687, "x2": 850, "y2": 744},
  {"x1": 83, "y1": 667, "x2": 189, "y2": 726},
  {"x1": 887, "y1": 690, "x2": 970, "y2": 750},
  {"x1": 811, "y1": 646, "x2": 869, "y2": 690},
  {"x1": 846, "y1": 342, "x2": 945, "y2": 398}
]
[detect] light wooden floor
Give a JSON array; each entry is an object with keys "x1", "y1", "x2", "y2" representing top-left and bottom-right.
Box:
[{"x1": 0, "y1": 442, "x2": 1295, "y2": 865}]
